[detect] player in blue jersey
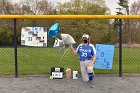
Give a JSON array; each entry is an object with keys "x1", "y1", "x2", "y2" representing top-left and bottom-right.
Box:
[{"x1": 69, "y1": 34, "x2": 96, "y2": 87}]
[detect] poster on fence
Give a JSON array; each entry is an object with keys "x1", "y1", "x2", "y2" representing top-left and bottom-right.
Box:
[
  {"x1": 21, "y1": 27, "x2": 47, "y2": 47},
  {"x1": 94, "y1": 44, "x2": 115, "y2": 69}
]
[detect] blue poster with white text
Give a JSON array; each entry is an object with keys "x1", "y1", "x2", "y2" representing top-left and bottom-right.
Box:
[{"x1": 94, "y1": 44, "x2": 115, "y2": 69}]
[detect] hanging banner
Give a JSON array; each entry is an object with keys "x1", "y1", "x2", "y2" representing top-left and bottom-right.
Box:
[
  {"x1": 21, "y1": 27, "x2": 47, "y2": 47},
  {"x1": 94, "y1": 44, "x2": 115, "y2": 69}
]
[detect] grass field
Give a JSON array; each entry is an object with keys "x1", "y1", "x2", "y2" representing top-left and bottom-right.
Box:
[{"x1": 0, "y1": 47, "x2": 140, "y2": 76}]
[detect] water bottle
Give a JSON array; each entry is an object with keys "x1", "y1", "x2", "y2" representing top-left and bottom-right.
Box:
[{"x1": 73, "y1": 71, "x2": 78, "y2": 79}]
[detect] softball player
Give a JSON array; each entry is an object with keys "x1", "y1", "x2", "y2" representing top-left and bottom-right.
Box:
[{"x1": 69, "y1": 34, "x2": 96, "y2": 87}]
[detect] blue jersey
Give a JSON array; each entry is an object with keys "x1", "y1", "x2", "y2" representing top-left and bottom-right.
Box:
[{"x1": 76, "y1": 44, "x2": 96, "y2": 61}]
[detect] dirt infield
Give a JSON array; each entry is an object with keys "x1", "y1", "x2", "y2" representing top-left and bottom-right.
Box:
[{"x1": 0, "y1": 75, "x2": 140, "y2": 93}]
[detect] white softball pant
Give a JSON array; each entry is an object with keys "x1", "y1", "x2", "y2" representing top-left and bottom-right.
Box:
[{"x1": 80, "y1": 60, "x2": 94, "y2": 82}]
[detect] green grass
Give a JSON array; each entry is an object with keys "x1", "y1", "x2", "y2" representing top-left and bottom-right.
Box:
[{"x1": 0, "y1": 47, "x2": 140, "y2": 76}]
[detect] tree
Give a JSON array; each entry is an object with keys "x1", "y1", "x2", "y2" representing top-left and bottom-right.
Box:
[
  {"x1": 21, "y1": 0, "x2": 54, "y2": 15},
  {"x1": 118, "y1": 0, "x2": 129, "y2": 15},
  {"x1": 130, "y1": 1, "x2": 140, "y2": 15},
  {"x1": 129, "y1": 1, "x2": 140, "y2": 44},
  {"x1": 0, "y1": 0, "x2": 11, "y2": 14},
  {"x1": 56, "y1": 0, "x2": 111, "y2": 44},
  {"x1": 115, "y1": 0, "x2": 131, "y2": 45},
  {"x1": 0, "y1": 0, "x2": 57, "y2": 46}
]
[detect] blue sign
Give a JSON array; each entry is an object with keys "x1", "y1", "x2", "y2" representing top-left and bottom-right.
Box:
[
  {"x1": 48, "y1": 23, "x2": 60, "y2": 38},
  {"x1": 94, "y1": 44, "x2": 115, "y2": 69}
]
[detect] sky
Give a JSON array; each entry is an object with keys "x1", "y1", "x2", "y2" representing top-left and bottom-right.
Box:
[{"x1": 12, "y1": 0, "x2": 139, "y2": 15}]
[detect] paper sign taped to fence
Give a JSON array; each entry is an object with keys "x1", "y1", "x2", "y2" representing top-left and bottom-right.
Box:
[
  {"x1": 21, "y1": 27, "x2": 47, "y2": 47},
  {"x1": 94, "y1": 44, "x2": 115, "y2": 69}
]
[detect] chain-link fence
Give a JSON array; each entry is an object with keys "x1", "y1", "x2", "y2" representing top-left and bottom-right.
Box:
[{"x1": 0, "y1": 16, "x2": 140, "y2": 77}]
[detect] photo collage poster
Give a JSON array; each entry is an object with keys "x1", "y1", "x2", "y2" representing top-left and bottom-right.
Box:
[{"x1": 21, "y1": 27, "x2": 47, "y2": 47}]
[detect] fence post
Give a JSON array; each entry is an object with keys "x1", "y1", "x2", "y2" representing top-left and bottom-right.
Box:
[
  {"x1": 119, "y1": 19, "x2": 123, "y2": 77},
  {"x1": 13, "y1": 19, "x2": 18, "y2": 78}
]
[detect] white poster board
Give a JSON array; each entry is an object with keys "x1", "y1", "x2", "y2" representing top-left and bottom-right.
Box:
[{"x1": 21, "y1": 27, "x2": 47, "y2": 47}]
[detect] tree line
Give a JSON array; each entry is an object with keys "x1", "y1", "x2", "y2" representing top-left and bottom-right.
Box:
[{"x1": 0, "y1": 0, "x2": 140, "y2": 46}]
